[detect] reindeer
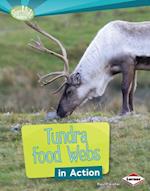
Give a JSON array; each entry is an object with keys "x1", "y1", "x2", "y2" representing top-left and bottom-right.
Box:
[{"x1": 26, "y1": 21, "x2": 150, "y2": 118}]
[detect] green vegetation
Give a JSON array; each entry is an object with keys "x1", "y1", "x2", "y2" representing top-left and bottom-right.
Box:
[
  {"x1": 0, "y1": 7, "x2": 150, "y2": 191},
  {"x1": 0, "y1": 113, "x2": 150, "y2": 191},
  {"x1": 0, "y1": 7, "x2": 150, "y2": 112}
]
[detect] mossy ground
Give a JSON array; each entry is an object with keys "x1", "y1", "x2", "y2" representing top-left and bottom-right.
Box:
[
  {"x1": 0, "y1": 112, "x2": 149, "y2": 191},
  {"x1": 0, "y1": 6, "x2": 150, "y2": 191}
]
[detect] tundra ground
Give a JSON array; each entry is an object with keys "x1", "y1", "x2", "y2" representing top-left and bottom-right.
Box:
[
  {"x1": 0, "y1": 112, "x2": 150, "y2": 191},
  {"x1": 0, "y1": 6, "x2": 150, "y2": 191}
]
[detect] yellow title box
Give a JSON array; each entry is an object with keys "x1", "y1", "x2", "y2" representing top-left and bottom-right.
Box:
[{"x1": 22, "y1": 122, "x2": 110, "y2": 178}]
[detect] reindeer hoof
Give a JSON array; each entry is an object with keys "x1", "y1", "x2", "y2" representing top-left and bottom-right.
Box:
[{"x1": 120, "y1": 110, "x2": 131, "y2": 116}]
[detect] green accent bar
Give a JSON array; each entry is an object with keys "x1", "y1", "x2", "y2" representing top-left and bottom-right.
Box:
[{"x1": 55, "y1": 166, "x2": 103, "y2": 179}]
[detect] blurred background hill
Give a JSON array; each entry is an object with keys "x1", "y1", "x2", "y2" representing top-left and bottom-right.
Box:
[{"x1": 0, "y1": 7, "x2": 150, "y2": 113}]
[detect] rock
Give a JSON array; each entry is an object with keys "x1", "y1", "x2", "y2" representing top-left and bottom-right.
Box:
[
  {"x1": 68, "y1": 116, "x2": 122, "y2": 123},
  {"x1": 45, "y1": 112, "x2": 59, "y2": 120},
  {"x1": 33, "y1": 112, "x2": 40, "y2": 116},
  {"x1": 11, "y1": 124, "x2": 21, "y2": 132},
  {"x1": 3, "y1": 112, "x2": 12, "y2": 116}
]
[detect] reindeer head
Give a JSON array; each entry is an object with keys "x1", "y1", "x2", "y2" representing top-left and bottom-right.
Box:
[
  {"x1": 57, "y1": 72, "x2": 84, "y2": 117},
  {"x1": 26, "y1": 22, "x2": 85, "y2": 118}
]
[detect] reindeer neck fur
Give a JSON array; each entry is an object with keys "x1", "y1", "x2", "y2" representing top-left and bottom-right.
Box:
[
  {"x1": 72, "y1": 20, "x2": 150, "y2": 99},
  {"x1": 72, "y1": 21, "x2": 117, "y2": 99}
]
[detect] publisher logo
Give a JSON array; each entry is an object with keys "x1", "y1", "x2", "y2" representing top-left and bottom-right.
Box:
[{"x1": 123, "y1": 173, "x2": 144, "y2": 186}]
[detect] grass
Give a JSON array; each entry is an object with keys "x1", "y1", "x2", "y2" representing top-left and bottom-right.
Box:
[
  {"x1": 0, "y1": 7, "x2": 150, "y2": 191},
  {"x1": 0, "y1": 112, "x2": 150, "y2": 191}
]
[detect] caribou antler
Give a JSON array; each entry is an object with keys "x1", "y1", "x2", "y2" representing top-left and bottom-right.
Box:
[{"x1": 25, "y1": 21, "x2": 69, "y2": 93}]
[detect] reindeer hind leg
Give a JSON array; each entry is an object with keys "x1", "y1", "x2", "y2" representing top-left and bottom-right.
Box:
[
  {"x1": 129, "y1": 71, "x2": 137, "y2": 112},
  {"x1": 121, "y1": 58, "x2": 136, "y2": 115}
]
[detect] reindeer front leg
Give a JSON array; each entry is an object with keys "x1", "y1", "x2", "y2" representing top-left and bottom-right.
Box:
[{"x1": 121, "y1": 59, "x2": 135, "y2": 115}]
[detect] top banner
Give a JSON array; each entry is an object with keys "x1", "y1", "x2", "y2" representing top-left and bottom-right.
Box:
[{"x1": 0, "y1": 0, "x2": 150, "y2": 18}]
